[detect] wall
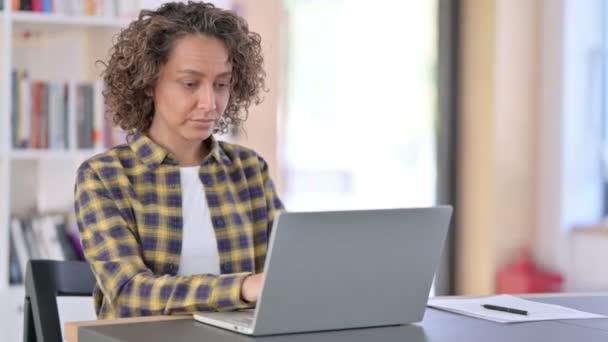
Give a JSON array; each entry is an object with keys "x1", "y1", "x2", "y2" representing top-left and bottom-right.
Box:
[
  {"x1": 537, "y1": 0, "x2": 606, "y2": 290},
  {"x1": 494, "y1": 0, "x2": 541, "y2": 278},
  {"x1": 231, "y1": 0, "x2": 285, "y2": 193},
  {"x1": 457, "y1": 0, "x2": 541, "y2": 295},
  {"x1": 457, "y1": 0, "x2": 497, "y2": 295}
]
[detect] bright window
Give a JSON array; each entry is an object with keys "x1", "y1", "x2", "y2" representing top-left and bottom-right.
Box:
[{"x1": 282, "y1": 0, "x2": 439, "y2": 211}]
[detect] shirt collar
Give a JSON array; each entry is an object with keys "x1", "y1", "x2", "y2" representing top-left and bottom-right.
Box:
[{"x1": 129, "y1": 133, "x2": 231, "y2": 170}]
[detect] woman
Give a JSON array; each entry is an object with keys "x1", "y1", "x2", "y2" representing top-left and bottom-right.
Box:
[{"x1": 74, "y1": 1, "x2": 283, "y2": 319}]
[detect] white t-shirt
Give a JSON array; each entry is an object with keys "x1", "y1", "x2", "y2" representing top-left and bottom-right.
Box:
[{"x1": 177, "y1": 166, "x2": 221, "y2": 276}]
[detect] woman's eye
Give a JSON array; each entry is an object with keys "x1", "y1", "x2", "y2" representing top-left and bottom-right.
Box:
[
  {"x1": 215, "y1": 83, "x2": 230, "y2": 90},
  {"x1": 182, "y1": 81, "x2": 197, "y2": 89}
]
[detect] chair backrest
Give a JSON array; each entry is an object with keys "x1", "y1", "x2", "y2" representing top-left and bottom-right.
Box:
[{"x1": 23, "y1": 260, "x2": 96, "y2": 342}]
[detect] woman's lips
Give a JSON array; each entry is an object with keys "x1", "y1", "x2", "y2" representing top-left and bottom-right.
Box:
[{"x1": 189, "y1": 119, "x2": 215, "y2": 128}]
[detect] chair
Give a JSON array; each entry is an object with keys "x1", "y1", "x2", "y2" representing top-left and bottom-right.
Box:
[{"x1": 23, "y1": 260, "x2": 96, "y2": 342}]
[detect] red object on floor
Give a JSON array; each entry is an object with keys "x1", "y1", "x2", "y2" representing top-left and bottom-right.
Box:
[{"x1": 496, "y1": 250, "x2": 563, "y2": 293}]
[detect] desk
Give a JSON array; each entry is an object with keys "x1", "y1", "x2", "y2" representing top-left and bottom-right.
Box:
[{"x1": 65, "y1": 294, "x2": 608, "y2": 342}]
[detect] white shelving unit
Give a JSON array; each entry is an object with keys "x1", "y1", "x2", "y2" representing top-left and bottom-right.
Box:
[
  {"x1": 12, "y1": 10, "x2": 131, "y2": 27},
  {"x1": 0, "y1": 1, "x2": 139, "y2": 340}
]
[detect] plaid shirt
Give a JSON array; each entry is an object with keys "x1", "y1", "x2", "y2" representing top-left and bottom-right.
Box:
[{"x1": 74, "y1": 134, "x2": 284, "y2": 319}]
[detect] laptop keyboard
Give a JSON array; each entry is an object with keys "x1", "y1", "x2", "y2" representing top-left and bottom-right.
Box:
[{"x1": 227, "y1": 312, "x2": 254, "y2": 327}]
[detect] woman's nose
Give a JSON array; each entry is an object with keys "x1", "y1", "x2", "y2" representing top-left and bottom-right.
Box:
[{"x1": 196, "y1": 84, "x2": 217, "y2": 111}]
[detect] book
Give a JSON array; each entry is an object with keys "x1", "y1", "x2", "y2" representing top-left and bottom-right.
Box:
[
  {"x1": 76, "y1": 83, "x2": 86, "y2": 148},
  {"x1": 116, "y1": 0, "x2": 138, "y2": 18},
  {"x1": 38, "y1": 215, "x2": 66, "y2": 260},
  {"x1": 48, "y1": 82, "x2": 68, "y2": 149},
  {"x1": 22, "y1": 219, "x2": 40, "y2": 259},
  {"x1": 93, "y1": 80, "x2": 105, "y2": 149},
  {"x1": 10, "y1": 214, "x2": 81, "y2": 264},
  {"x1": 53, "y1": 0, "x2": 67, "y2": 14},
  {"x1": 20, "y1": 0, "x2": 32, "y2": 11},
  {"x1": 10, "y1": 70, "x2": 110, "y2": 150},
  {"x1": 19, "y1": 71, "x2": 31, "y2": 148},
  {"x1": 69, "y1": 0, "x2": 86, "y2": 15},
  {"x1": 39, "y1": 82, "x2": 49, "y2": 148},
  {"x1": 64, "y1": 82, "x2": 70, "y2": 148},
  {"x1": 68, "y1": 231, "x2": 85, "y2": 261},
  {"x1": 11, "y1": 70, "x2": 19, "y2": 148},
  {"x1": 98, "y1": 0, "x2": 117, "y2": 17},
  {"x1": 48, "y1": 82, "x2": 60, "y2": 148},
  {"x1": 8, "y1": 234, "x2": 23, "y2": 284},
  {"x1": 42, "y1": 0, "x2": 52, "y2": 12},
  {"x1": 31, "y1": 81, "x2": 41, "y2": 148},
  {"x1": 86, "y1": 0, "x2": 95, "y2": 15},
  {"x1": 56, "y1": 219, "x2": 79, "y2": 260},
  {"x1": 10, "y1": 218, "x2": 29, "y2": 277},
  {"x1": 31, "y1": 0, "x2": 42, "y2": 12},
  {"x1": 31, "y1": 216, "x2": 51, "y2": 258}
]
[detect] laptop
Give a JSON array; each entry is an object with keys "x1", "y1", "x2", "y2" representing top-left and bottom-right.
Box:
[{"x1": 194, "y1": 206, "x2": 453, "y2": 336}]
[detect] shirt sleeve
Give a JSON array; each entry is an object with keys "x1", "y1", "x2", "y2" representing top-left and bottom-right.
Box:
[
  {"x1": 257, "y1": 156, "x2": 285, "y2": 237},
  {"x1": 74, "y1": 162, "x2": 253, "y2": 317}
]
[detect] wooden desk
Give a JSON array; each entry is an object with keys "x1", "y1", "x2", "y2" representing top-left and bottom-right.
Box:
[
  {"x1": 65, "y1": 292, "x2": 608, "y2": 342},
  {"x1": 65, "y1": 315, "x2": 190, "y2": 342}
]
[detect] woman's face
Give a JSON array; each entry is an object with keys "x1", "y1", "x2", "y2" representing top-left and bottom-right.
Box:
[{"x1": 149, "y1": 34, "x2": 232, "y2": 145}]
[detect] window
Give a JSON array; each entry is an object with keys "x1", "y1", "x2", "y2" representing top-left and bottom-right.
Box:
[{"x1": 282, "y1": 0, "x2": 439, "y2": 212}]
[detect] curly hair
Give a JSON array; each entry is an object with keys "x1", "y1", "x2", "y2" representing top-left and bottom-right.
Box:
[{"x1": 100, "y1": 1, "x2": 266, "y2": 137}]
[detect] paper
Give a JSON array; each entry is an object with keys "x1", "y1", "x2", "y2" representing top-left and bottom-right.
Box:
[{"x1": 427, "y1": 294, "x2": 607, "y2": 323}]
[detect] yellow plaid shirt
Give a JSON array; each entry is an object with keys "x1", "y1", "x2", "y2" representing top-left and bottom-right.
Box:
[{"x1": 74, "y1": 134, "x2": 284, "y2": 319}]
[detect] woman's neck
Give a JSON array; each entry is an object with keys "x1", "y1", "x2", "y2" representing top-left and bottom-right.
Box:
[
  {"x1": 147, "y1": 130, "x2": 210, "y2": 167},
  {"x1": 172, "y1": 142, "x2": 208, "y2": 166}
]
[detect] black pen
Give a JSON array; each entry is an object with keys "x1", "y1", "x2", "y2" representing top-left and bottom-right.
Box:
[{"x1": 482, "y1": 304, "x2": 528, "y2": 316}]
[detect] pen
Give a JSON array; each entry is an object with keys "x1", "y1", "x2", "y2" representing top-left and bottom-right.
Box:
[{"x1": 482, "y1": 304, "x2": 528, "y2": 316}]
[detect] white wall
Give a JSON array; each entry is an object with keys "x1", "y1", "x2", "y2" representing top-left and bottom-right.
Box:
[
  {"x1": 230, "y1": 0, "x2": 284, "y2": 191},
  {"x1": 537, "y1": 0, "x2": 606, "y2": 290}
]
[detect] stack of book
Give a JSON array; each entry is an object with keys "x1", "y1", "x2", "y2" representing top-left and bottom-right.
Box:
[
  {"x1": 8, "y1": 213, "x2": 84, "y2": 284},
  {"x1": 11, "y1": 0, "x2": 140, "y2": 18},
  {"x1": 11, "y1": 70, "x2": 69, "y2": 149},
  {"x1": 11, "y1": 69, "x2": 125, "y2": 150}
]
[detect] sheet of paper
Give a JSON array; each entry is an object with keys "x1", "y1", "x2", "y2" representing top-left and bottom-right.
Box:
[{"x1": 427, "y1": 294, "x2": 607, "y2": 323}]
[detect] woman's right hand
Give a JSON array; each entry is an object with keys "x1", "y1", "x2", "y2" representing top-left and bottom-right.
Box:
[{"x1": 241, "y1": 273, "x2": 264, "y2": 303}]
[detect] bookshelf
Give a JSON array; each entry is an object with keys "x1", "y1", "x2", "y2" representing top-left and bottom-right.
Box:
[
  {"x1": 0, "y1": 1, "x2": 141, "y2": 341},
  {"x1": 12, "y1": 11, "x2": 131, "y2": 28},
  {"x1": 0, "y1": 1, "x2": 280, "y2": 340}
]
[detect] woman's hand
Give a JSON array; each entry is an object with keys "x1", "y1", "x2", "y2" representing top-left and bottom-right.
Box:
[{"x1": 241, "y1": 273, "x2": 264, "y2": 303}]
